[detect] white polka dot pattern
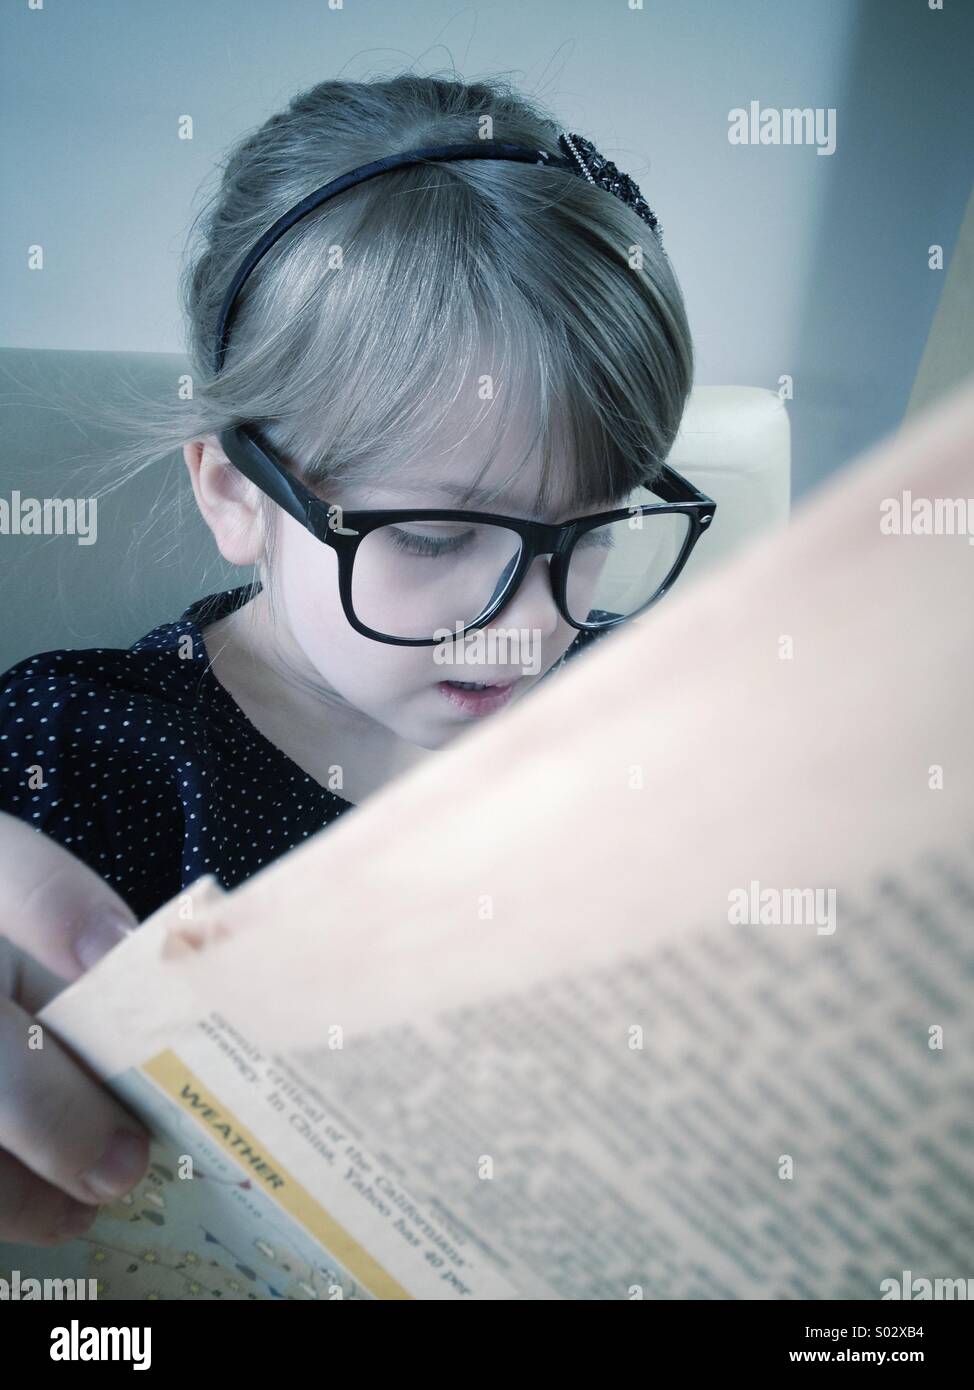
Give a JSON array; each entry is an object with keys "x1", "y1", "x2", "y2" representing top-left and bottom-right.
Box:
[{"x1": 0, "y1": 583, "x2": 609, "y2": 922}]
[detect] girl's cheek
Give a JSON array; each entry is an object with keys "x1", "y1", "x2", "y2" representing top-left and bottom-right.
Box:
[
  {"x1": 278, "y1": 520, "x2": 342, "y2": 626},
  {"x1": 273, "y1": 527, "x2": 422, "y2": 701}
]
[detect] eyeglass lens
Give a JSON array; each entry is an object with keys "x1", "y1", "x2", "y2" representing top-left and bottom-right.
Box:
[{"x1": 349, "y1": 484, "x2": 691, "y2": 640}]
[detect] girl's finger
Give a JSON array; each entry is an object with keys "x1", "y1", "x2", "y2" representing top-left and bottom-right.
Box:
[
  {"x1": 0, "y1": 810, "x2": 137, "y2": 981},
  {"x1": 0, "y1": 992, "x2": 149, "y2": 1208},
  {"x1": 0, "y1": 1145, "x2": 98, "y2": 1247}
]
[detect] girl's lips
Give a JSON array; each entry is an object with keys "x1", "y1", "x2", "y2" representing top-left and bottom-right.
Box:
[{"x1": 436, "y1": 679, "x2": 518, "y2": 716}]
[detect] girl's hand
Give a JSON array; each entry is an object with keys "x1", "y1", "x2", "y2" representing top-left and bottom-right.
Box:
[{"x1": 0, "y1": 810, "x2": 150, "y2": 1245}]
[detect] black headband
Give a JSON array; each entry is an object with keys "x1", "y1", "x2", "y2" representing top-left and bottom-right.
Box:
[{"x1": 213, "y1": 132, "x2": 665, "y2": 374}]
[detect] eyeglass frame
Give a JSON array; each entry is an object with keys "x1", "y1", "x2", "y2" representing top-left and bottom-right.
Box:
[{"x1": 217, "y1": 422, "x2": 717, "y2": 647}]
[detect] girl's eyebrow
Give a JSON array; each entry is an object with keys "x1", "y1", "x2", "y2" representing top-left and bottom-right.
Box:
[
  {"x1": 438, "y1": 483, "x2": 533, "y2": 511},
  {"x1": 383, "y1": 481, "x2": 549, "y2": 517},
  {"x1": 429, "y1": 486, "x2": 605, "y2": 527}
]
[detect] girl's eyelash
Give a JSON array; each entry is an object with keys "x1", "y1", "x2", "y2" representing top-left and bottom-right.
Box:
[{"x1": 388, "y1": 528, "x2": 474, "y2": 557}]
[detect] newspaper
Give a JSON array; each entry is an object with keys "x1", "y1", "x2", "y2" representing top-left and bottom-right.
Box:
[{"x1": 2, "y1": 376, "x2": 972, "y2": 1299}]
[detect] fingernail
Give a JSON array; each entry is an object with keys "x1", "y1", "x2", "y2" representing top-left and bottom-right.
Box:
[
  {"x1": 53, "y1": 1199, "x2": 98, "y2": 1241},
  {"x1": 74, "y1": 909, "x2": 135, "y2": 972},
  {"x1": 80, "y1": 1130, "x2": 148, "y2": 1200}
]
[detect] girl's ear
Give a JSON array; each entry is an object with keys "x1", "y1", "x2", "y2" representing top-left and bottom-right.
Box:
[{"x1": 183, "y1": 436, "x2": 267, "y2": 566}]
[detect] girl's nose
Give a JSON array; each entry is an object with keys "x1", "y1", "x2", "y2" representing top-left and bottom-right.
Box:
[{"x1": 490, "y1": 554, "x2": 562, "y2": 638}]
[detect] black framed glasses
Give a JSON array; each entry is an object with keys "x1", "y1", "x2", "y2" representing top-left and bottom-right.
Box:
[{"x1": 218, "y1": 423, "x2": 717, "y2": 646}]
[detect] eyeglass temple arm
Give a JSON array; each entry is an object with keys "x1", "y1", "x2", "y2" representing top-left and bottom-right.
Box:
[
  {"x1": 218, "y1": 424, "x2": 317, "y2": 529},
  {"x1": 219, "y1": 426, "x2": 717, "y2": 530},
  {"x1": 652, "y1": 461, "x2": 716, "y2": 508}
]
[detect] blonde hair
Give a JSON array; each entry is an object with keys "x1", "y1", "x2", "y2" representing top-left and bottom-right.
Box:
[{"x1": 82, "y1": 72, "x2": 694, "y2": 624}]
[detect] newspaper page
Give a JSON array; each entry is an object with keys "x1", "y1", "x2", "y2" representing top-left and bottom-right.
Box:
[
  {"x1": 0, "y1": 879, "x2": 519, "y2": 1301},
  {"x1": 1, "y1": 377, "x2": 971, "y2": 1299}
]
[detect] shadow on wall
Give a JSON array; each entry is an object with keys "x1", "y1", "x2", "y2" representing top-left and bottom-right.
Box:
[{"x1": 789, "y1": 0, "x2": 974, "y2": 498}]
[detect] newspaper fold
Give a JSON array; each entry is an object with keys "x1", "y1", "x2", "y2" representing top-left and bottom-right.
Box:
[{"x1": 2, "y1": 377, "x2": 972, "y2": 1299}]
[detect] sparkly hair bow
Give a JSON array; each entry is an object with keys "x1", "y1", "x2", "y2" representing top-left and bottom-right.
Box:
[{"x1": 557, "y1": 131, "x2": 665, "y2": 248}]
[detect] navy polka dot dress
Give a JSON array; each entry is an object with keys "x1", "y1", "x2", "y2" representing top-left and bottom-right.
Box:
[{"x1": 0, "y1": 582, "x2": 612, "y2": 923}]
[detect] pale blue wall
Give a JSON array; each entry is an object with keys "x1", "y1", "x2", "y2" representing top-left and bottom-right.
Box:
[{"x1": 1, "y1": 0, "x2": 971, "y2": 497}]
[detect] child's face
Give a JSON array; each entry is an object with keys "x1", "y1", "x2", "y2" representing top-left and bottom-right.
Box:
[{"x1": 270, "y1": 405, "x2": 587, "y2": 751}]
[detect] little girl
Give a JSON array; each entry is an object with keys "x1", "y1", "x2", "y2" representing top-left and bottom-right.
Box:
[{"x1": 0, "y1": 73, "x2": 703, "y2": 1246}]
